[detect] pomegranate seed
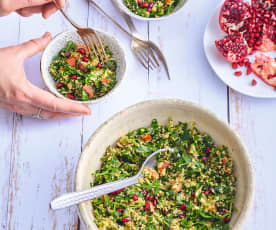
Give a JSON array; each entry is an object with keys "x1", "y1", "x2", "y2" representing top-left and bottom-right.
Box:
[
  {"x1": 234, "y1": 71, "x2": 242, "y2": 76},
  {"x1": 191, "y1": 192, "x2": 195, "y2": 198},
  {"x1": 78, "y1": 63, "x2": 83, "y2": 70},
  {"x1": 116, "y1": 208, "x2": 123, "y2": 212},
  {"x1": 238, "y1": 61, "x2": 244, "y2": 67},
  {"x1": 224, "y1": 216, "x2": 231, "y2": 223},
  {"x1": 142, "y1": 188, "x2": 148, "y2": 196},
  {"x1": 205, "y1": 147, "x2": 210, "y2": 154},
  {"x1": 180, "y1": 203, "x2": 186, "y2": 211},
  {"x1": 78, "y1": 48, "x2": 86, "y2": 55},
  {"x1": 83, "y1": 68, "x2": 88, "y2": 73},
  {"x1": 145, "y1": 201, "x2": 151, "y2": 212},
  {"x1": 97, "y1": 63, "x2": 102, "y2": 69},
  {"x1": 149, "y1": 3, "x2": 154, "y2": 8},
  {"x1": 65, "y1": 51, "x2": 71, "y2": 58},
  {"x1": 116, "y1": 189, "x2": 124, "y2": 194},
  {"x1": 67, "y1": 94, "x2": 74, "y2": 100},
  {"x1": 142, "y1": 2, "x2": 148, "y2": 8},
  {"x1": 202, "y1": 156, "x2": 208, "y2": 161},
  {"x1": 148, "y1": 195, "x2": 154, "y2": 201},
  {"x1": 220, "y1": 210, "x2": 226, "y2": 215},
  {"x1": 246, "y1": 67, "x2": 252, "y2": 75},
  {"x1": 137, "y1": 0, "x2": 142, "y2": 5},
  {"x1": 252, "y1": 79, "x2": 257, "y2": 86},
  {"x1": 70, "y1": 74, "x2": 77, "y2": 79},
  {"x1": 56, "y1": 83, "x2": 63, "y2": 88},
  {"x1": 111, "y1": 192, "x2": 116, "y2": 195},
  {"x1": 83, "y1": 56, "x2": 88, "y2": 62},
  {"x1": 232, "y1": 63, "x2": 238, "y2": 69},
  {"x1": 122, "y1": 217, "x2": 130, "y2": 223},
  {"x1": 132, "y1": 194, "x2": 138, "y2": 201},
  {"x1": 268, "y1": 75, "x2": 273, "y2": 80},
  {"x1": 153, "y1": 199, "x2": 157, "y2": 207}
]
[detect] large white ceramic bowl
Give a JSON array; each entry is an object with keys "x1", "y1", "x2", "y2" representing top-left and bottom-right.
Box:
[
  {"x1": 76, "y1": 99, "x2": 254, "y2": 230},
  {"x1": 112, "y1": 0, "x2": 188, "y2": 21},
  {"x1": 41, "y1": 30, "x2": 126, "y2": 104}
]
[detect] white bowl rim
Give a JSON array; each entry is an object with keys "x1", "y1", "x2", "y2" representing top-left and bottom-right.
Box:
[
  {"x1": 40, "y1": 29, "x2": 127, "y2": 104},
  {"x1": 112, "y1": 0, "x2": 188, "y2": 21},
  {"x1": 75, "y1": 98, "x2": 254, "y2": 230}
]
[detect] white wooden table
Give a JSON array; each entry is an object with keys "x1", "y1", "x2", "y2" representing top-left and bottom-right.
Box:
[{"x1": 0, "y1": 0, "x2": 275, "y2": 229}]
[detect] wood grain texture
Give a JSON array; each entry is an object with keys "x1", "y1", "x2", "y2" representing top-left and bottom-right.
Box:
[
  {"x1": 229, "y1": 89, "x2": 276, "y2": 230},
  {"x1": 0, "y1": 13, "x2": 20, "y2": 230},
  {"x1": 147, "y1": 0, "x2": 228, "y2": 122}
]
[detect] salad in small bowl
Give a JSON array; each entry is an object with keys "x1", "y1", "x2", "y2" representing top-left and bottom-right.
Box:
[{"x1": 41, "y1": 30, "x2": 126, "y2": 104}]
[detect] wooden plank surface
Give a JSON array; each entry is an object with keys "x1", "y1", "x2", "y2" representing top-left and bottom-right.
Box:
[
  {"x1": 0, "y1": 0, "x2": 275, "y2": 229},
  {"x1": 0, "y1": 13, "x2": 20, "y2": 230}
]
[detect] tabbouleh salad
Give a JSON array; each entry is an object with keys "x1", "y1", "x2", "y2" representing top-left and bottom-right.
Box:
[
  {"x1": 124, "y1": 0, "x2": 180, "y2": 18},
  {"x1": 49, "y1": 41, "x2": 117, "y2": 101},
  {"x1": 91, "y1": 118, "x2": 237, "y2": 230}
]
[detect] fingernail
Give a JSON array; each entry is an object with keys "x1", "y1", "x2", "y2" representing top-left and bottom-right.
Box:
[{"x1": 43, "y1": 32, "x2": 51, "y2": 39}]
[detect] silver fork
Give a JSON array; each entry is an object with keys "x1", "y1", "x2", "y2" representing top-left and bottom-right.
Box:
[
  {"x1": 54, "y1": 0, "x2": 107, "y2": 63},
  {"x1": 50, "y1": 148, "x2": 174, "y2": 210},
  {"x1": 89, "y1": 0, "x2": 171, "y2": 80}
]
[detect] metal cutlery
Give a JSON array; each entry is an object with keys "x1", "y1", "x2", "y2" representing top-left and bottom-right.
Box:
[
  {"x1": 88, "y1": 0, "x2": 170, "y2": 79},
  {"x1": 50, "y1": 148, "x2": 173, "y2": 210}
]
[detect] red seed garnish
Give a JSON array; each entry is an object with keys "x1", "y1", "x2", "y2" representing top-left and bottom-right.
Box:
[
  {"x1": 116, "y1": 208, "x2": 123, "y2": 212},
  {"x1": 224, "y1": 216, "x2": 230, "y2": 223},
  {"x1": 153, "y1": 199, "x2": 157, "y2": 207},
  {"x1": 78, "y1": 48, "x2": 86, "y2": 55},
  {"x1": 65, "y1": 51, "x2": 71, "y2": 58},
  {"x1": 116, "y1": 189, "x2": 124, "y2": 194},
  {"x1": 67, "y1": 93, "x2": 74, "y2": 100},
  {"x1": 179, "y1": 214, "x2": 185, "y2": 219},
  {"x1": 205, "y1": 147, "x2": 211, "y2": 154},
  {"x1": 78, "y1": 63, "x2": 83, "y2": 70},
  {"x1": 148, "y1": 195, "x2": 154, "y2": 201},
  {"x1": 70, "y1": 74, "x2": 77, "y2": 79},
  {"x1": 142, "y1": 188, "x2": 148, "y2": 196},
  {"x1": 202, "y1": 156, "x2": 208, "y2": 161},
  {"x1": 246, "y1": 67, "x2": 252, "y2": 75},
  {"x1": 142, "y1": 2, "x2": 148, "y2": 8},
  {"x1": 83, "y1": 68, "x2": 88, "y2": 73},
  {"x1": 83, "y1": 56, "x2": 88, "y2": 62},
  {"x1": 145, "y1": 201, "x2": 151, "y2": 212},
  {"x1": 97, "y1": 63, "x2": 102, "y2": 69},
  {"x1": 252, "y1": 79, "x2": 257, "y2": 86},
  {"x1": 234, "y1": 71, "x2": 242, "y2": 76},
  {"x1": 132, "y1": 194, "x2": 138, "y2": 201},
  {"x1": 232, "y1": 63, "x2": 238, "y2": 69},
  {"x1": 180, "y1": 203, "x2": 186, "y2": 211},
  {"x1": 122, "y1": 217, "x2": 130, "y2": 223},
  {"x1": 56, "y1": 83, "x2": 63, "y2": 88},
  {"x1": 191, "y1": 192, "x2": 195, "y2": 198}
]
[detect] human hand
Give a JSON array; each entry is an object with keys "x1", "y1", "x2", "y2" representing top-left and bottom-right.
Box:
[
  {"x1": 0, "y1": 32, "x2": 91, "y2": 119},
  {"x1": 0, "y1": 0, "x2": 65, "y2": 18}
]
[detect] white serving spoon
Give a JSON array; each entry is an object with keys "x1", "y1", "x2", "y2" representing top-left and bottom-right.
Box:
[{"x1": 51, "y1": 148, "x2": 174, "y2": 210}]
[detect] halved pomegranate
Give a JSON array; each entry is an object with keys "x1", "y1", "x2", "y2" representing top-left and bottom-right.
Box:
[
  {"x1": 215, "y1": 35, "x2": 250, "y2": 62},
  {"x1": 219, "y1": 0, "x2": 252, "y2": 33},
  {"x1": 251, "y1": 54, "x2": 276, "y2": 86}
]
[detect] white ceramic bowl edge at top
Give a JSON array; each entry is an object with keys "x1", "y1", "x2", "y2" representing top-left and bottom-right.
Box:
[
  {"x1": 75, "y1": 99, "x2": 254, "y2": 230},
  {"x1": 40, "y1": 29, "x2": 126, "y2": 104}
]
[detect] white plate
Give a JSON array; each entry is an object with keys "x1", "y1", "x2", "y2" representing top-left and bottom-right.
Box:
[{"x1": 203, "y1": 1, "x2": 276, "y2": 98}]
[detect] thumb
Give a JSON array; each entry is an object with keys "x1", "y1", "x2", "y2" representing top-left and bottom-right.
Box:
[{"x1": 19, "y1": 32, "x2": 52, "y2": 59}]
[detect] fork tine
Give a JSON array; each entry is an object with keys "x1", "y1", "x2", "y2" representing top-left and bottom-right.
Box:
[
  {"x1": 142, "y1": 48, "x2": 157, "y2": 68},
  {"x1": 133, "y1": 51, "x2": 147, "y2": 70},
  {"x1": 139, "y1": 49, "x2": 155, "y2": 70},
  {"x1": 148, "y1": 47, "x2": 160, "y2": 68},
  {"x1": 88, "y1": 33, "x2": 104, "y2": 64},
  {"x1": 93, "y1": 31, "x2": 108, "y2": 63},
  {"x1": 138, "y1": 50, "x2": 153, "y2": 70},
  {"x1": 82, "y1": 34, "x2": 99, "y2": 62}
]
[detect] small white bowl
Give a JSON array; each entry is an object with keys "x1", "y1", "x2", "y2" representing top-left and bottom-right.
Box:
[
  {"x1": 112, "y1": 0, "x2": 188, "y2": 21},
  {"x1": 41, "y1": 30, "x2": 126, "y2": 104},
  {"x1": 75, "y1": 99, "x2": 254, "y2": 230}
]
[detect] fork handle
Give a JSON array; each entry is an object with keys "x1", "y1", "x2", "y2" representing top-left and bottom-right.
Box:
[
  {"x1": 121, "y1": 13, "x2": 141, "y2": 38},
  {"x1": 89, "y1": 0, "x2": 141, "y2": 41},
  {"x1": 51, "y1": 176, "x2": 139, "y2": 210},
  {"x1": 53, "y1": 0, "x2": 81, "y2": 29}
]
